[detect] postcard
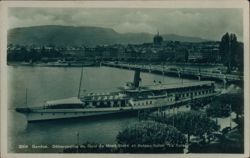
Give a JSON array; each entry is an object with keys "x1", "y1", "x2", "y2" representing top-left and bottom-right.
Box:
[{"x1": 0, "y1": 1, "x2": 249, "y2": 158}]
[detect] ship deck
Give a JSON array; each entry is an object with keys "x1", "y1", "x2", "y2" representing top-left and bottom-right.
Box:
[{"x1": 125, "y1": 81, "x2": 214, "y2": 93}]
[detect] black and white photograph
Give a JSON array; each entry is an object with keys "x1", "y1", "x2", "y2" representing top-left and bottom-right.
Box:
[{"x1": 0, "y1": 1, "x2": 249, "y2": 157}]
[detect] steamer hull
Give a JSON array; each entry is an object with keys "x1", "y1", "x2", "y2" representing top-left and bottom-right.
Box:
[
  {"x1": 17, "y1": 101, "x2": 176, "y2": 122},
  {"x1": 16, "y1": 92, "x2": 216, "y2": 122}
]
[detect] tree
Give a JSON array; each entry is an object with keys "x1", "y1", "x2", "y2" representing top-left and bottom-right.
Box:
[
  {"x1": 117, "y1": 121, "x2": 186, "y2": 147},
  {"x1": 154, "y1": 111, "x2": 219, "y2": 143},
  {"x1": 219, "y1": 33, "x2": 230, "y2": 66},
  {"x1": 234, "y1": 42, "x2": 244, "y2": 72},
  {"x1": 217, "y1": 93, "x2": 244, "y2": 119},
  {"x1": 206, "y1": 98, "x2": 231, "y2": 118},
  {"x1": 219, "y1": 33, "x2": 242, "y2": 73},
  {"x1": 20, "y1": 46, "x2": 29, "y2": 62}
]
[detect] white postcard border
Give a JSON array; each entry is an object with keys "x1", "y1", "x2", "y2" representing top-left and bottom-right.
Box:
[{"x1": 0, "y1": 1, "x2": 249, "y2": 158}]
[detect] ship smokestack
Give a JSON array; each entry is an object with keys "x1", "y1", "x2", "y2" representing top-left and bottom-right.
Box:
[{"x1": 133, "y1": 69, "x2": 141, "y2": 88}]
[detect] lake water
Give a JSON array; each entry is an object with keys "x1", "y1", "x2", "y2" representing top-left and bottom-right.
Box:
[{"x1": 7, "y1": 66, "x2": 195, "y2": 153}]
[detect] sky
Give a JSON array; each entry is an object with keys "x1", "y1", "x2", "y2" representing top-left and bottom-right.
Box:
[{"x1": 8, "y1": 8, "x2": 243, "y2": 41}]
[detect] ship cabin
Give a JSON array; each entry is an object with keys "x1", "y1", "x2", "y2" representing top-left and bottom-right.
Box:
[
  {"x1": 80, "y1": 92, "x2": 130, "y2": 108},
  {"x1": 124, "y1": 81, "x2": 215, "y2": 101}
]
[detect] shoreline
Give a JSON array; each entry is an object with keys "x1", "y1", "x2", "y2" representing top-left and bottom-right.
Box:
[
  {"x1": 7, "y1": 62, "x2": 99, "y2": 68},
  {"x1": 7, "y1": 61, "x2": 225, "y2": 68}
]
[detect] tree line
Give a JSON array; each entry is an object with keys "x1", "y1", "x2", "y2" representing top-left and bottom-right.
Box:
[{"x1": 219, "y1": 33, "x2": 243, "y2": 72}]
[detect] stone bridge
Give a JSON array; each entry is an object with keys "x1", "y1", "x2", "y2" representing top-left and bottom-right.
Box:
[{"x1": 102, "y1": 62, "x2": 243, "y2": 87}]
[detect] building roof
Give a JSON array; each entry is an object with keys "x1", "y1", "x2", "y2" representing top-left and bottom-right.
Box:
[{"x1": 46, "y1": 97, "x2": 83, "y2": 105}]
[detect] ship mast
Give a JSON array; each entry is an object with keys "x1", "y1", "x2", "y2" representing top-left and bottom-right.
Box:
[{"x1": 78, "y1": 64, "x2": 84, "y2": 98}]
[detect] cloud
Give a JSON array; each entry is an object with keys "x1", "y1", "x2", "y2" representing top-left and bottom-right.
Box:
[{"x1": 8, "y1": 8, "x2": 243, "y2": 41}]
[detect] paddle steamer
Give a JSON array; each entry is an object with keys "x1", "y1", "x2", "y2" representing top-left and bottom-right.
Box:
[{"x1": 16, "y1": 69, "x2": 217, "y2": 122}]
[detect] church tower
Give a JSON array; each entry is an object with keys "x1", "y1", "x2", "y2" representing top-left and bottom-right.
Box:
[{"x1": 153, "y1": 31, "x2": 163, "y2": 46}]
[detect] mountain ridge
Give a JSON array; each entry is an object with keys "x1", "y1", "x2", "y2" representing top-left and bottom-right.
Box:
[{"x1": 8, "y1": 25, "x2": 209, "y2": 47}]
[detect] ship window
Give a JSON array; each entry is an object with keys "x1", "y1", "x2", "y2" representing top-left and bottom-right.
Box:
[
  {"x1": 41, "y1": 113, "x2": 43, "y2": 116},
  {"x1": 52, "y1": 113, "x2": 55, "y2": 115},
  {"x1": 150, "y1": 101, "x2": 152, "y2": 104}
]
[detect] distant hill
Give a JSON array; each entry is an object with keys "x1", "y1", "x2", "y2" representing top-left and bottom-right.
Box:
[{"x1": 8, "y1": 25, "x2": 208, "y2": 47}]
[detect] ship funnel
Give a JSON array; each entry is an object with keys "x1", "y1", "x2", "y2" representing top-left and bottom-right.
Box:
[{"x1": 133, "y1": 69, "x2": 141, "y2": 88}]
